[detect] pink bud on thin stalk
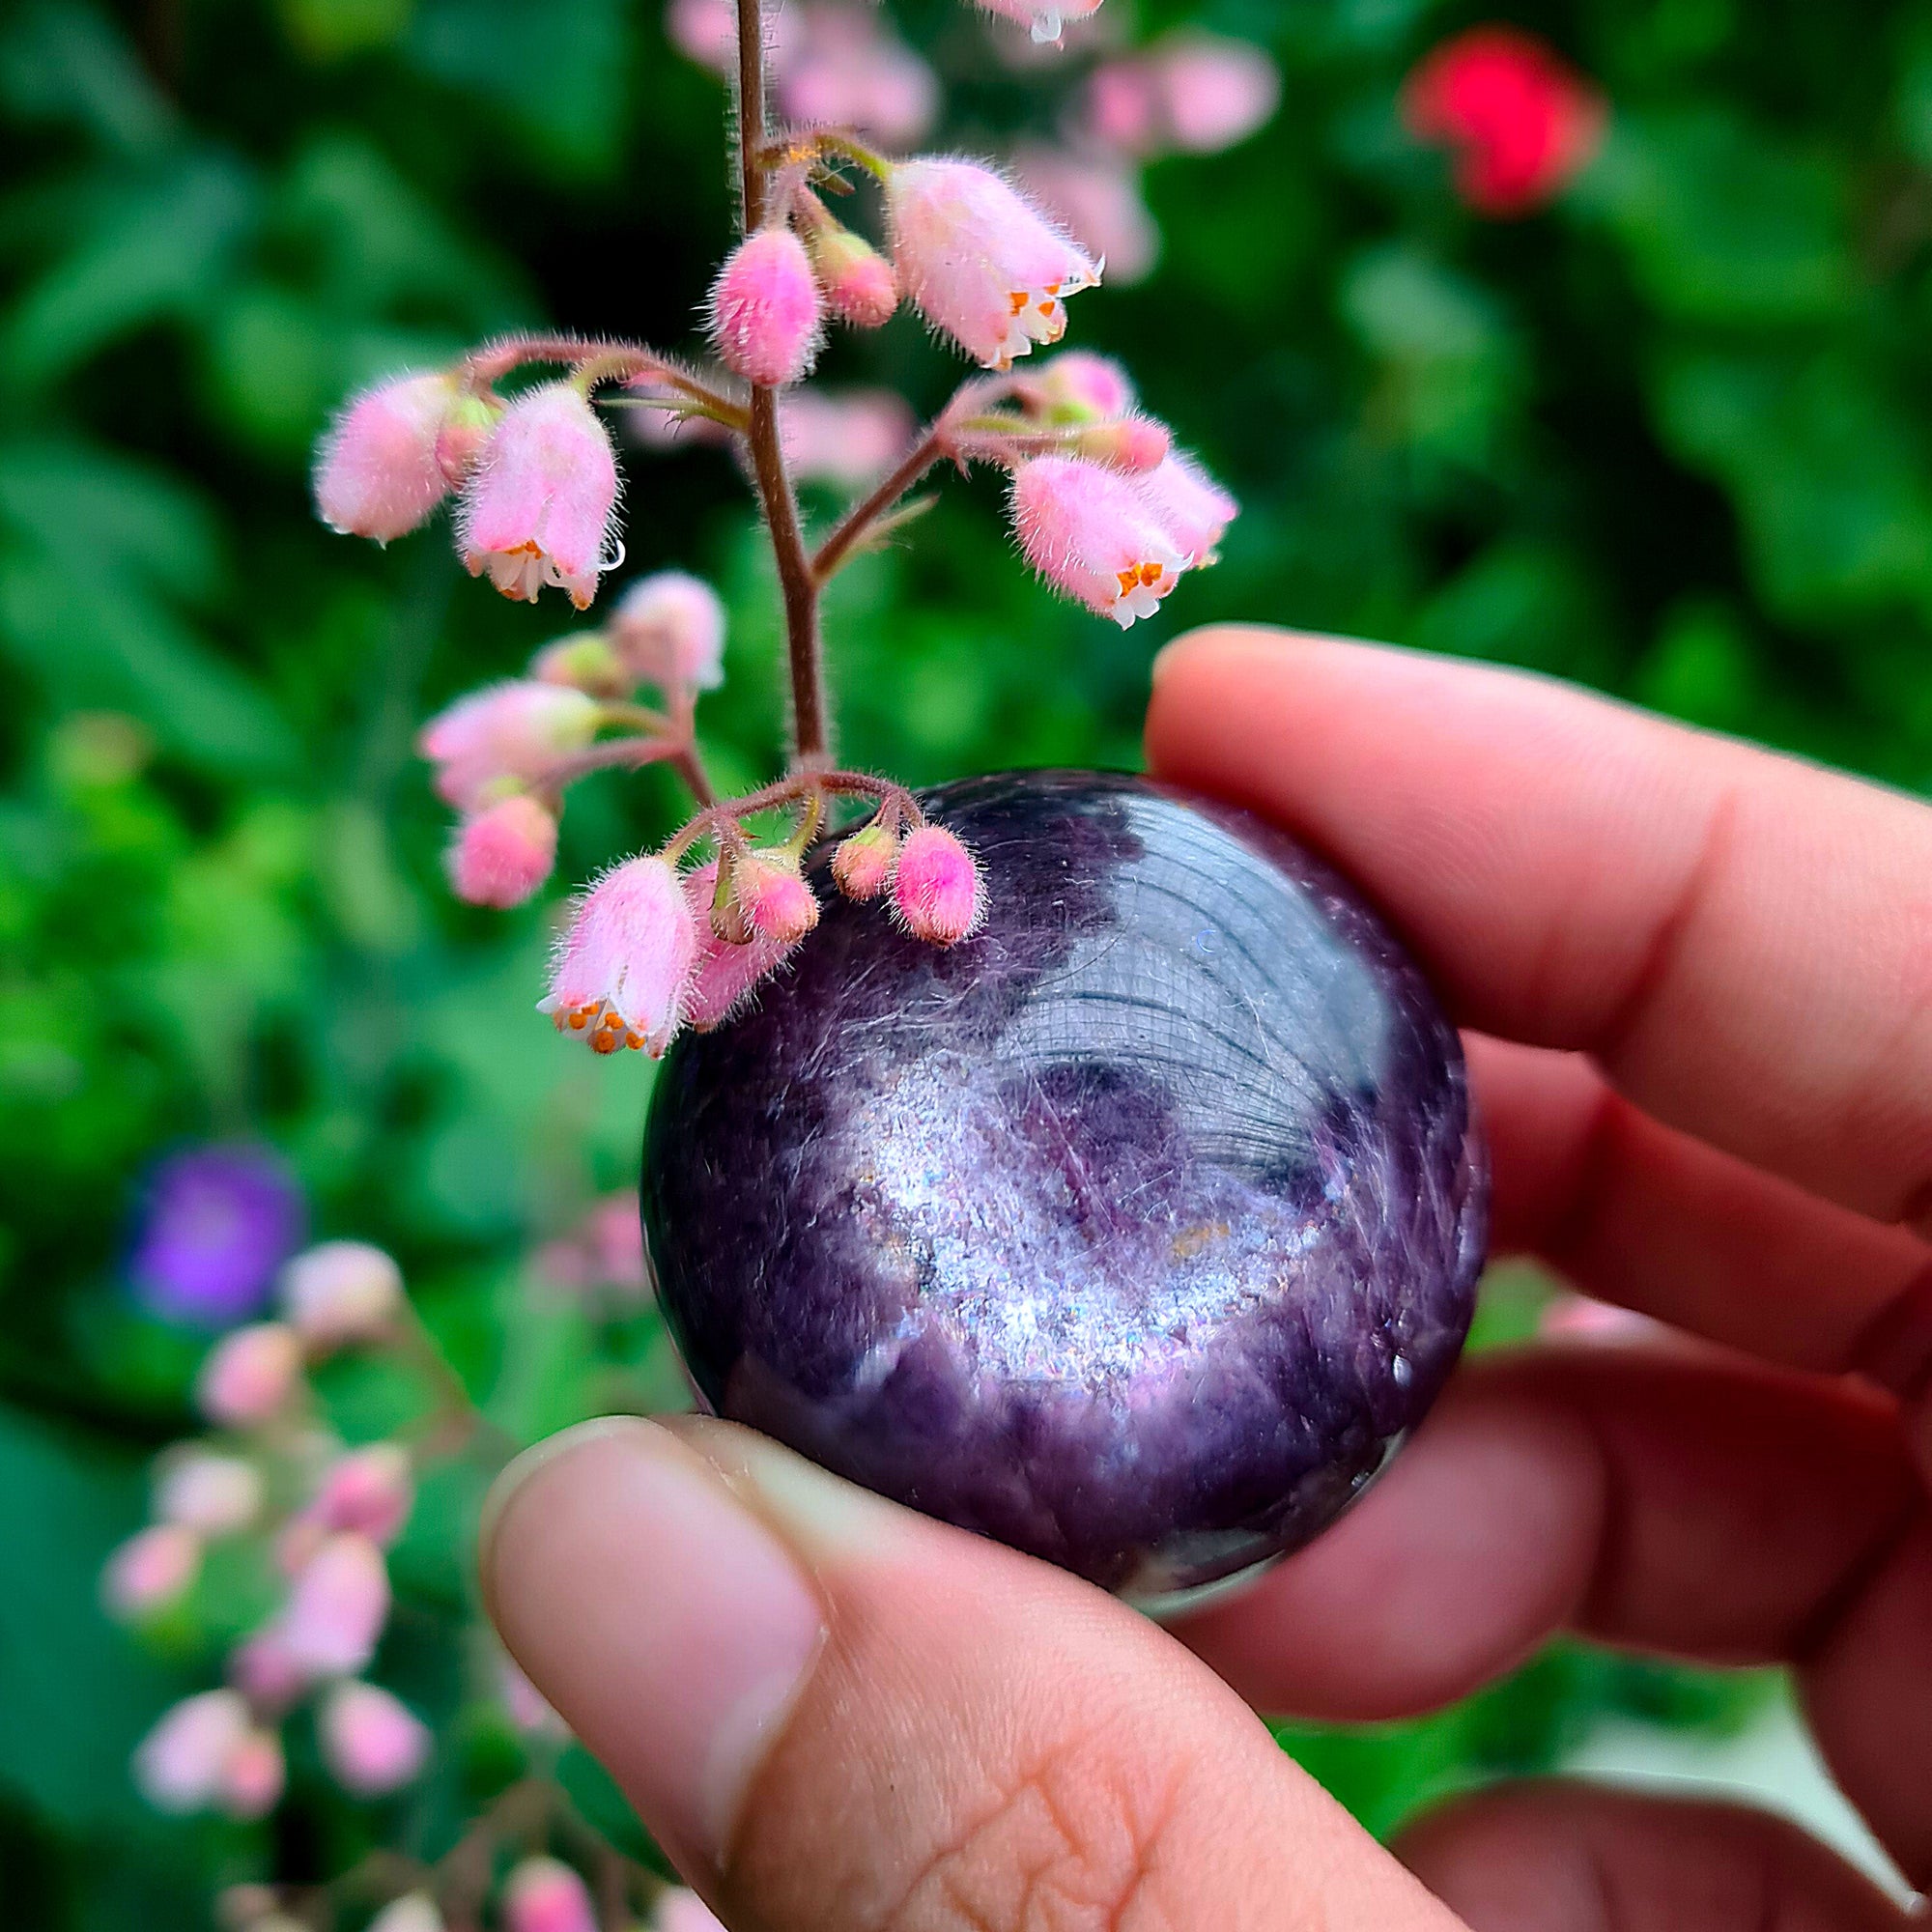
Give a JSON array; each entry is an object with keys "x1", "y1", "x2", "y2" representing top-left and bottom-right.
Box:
[
  {"x1": 196, "y1": 1321, "x2": 303, "y2": 1429},
  {"x1": 419, "y1": 681, "x2": 600, "y2": 812},
  {"x1": 457, "y1": 383, "x2": 622, "y2": 609},
  {"x1": 610, "y1": 571, "x2": 727, "y2": 692},
  {"x1": 280, "y1": 1239, "x2": 404, "y2": 1347},
  {"x1": 542, "y1": 854, "x2": 699, "y2": 1056},
  {"x1": 1028, "y1": 350, "x2": 1135, "y2": 422},
  {"x1": 887, "y1": 159, "x2": 1099, "y2": 370},
  {"x1": 728, "y1": 849, "x2": 821, "y2": 945},
  {"x1": 134, "y1": 1690, "x2": 281, "y2": 1818},
  {"x1": 449, "y1": 796, "x2": 559, "y2": 909},
  {"x1": 306, "y1": 1443, "x2": 414, "y2": 1546},
  {"x1": 1009, "y1": 455, "x2": 1188, "y2": 627},
  {"x1": 318, "y1": 1680, "x2": 432, "y2": 1796},
  {"x1": 830, "y1": 821, "x2": 899, "y2": 901},
  {"x1": 274, "y1": 1532, "x2": 391, "y2": 1678},
  {"x1": 710, "y1": 228, "x2": 825, "y2": 387},
  {"x1": 892, "y1": 826, "x2": 985, "y2": 945},
  {"x1": 1070, "y1": 414, "x2": 1170, "y2": 473},
  {"x1": 802, "y1": 219, "x2": 900, "y2": 329},
  {"x1": 529, "y1": 633, "x2": 632, "y2": 698},
  {"x1": 503, "y1": 1858, "x2": 599, "y2": 1932},
  {"x1": 680, "y1": 860, "x2": 804, "y2": 1031},
  {"x1": 103, "y1": 1522, "x2": 201, "y2": 1619},
  {"x1": 155, "y1": 1448, "x2": 264, "y2": 1535},
  {"x1": 975, "y1": 0, "x2": 1105, "y2": 47},
  {"x1": 1134, "y1": 449, "x2": 1238, "y2": 566},
  {"x1": 314, "y1": 373, "x2": 477, "y2": 543},
  {"x1": 228, "y1": 1631, "x2": 309, "y2": 1714}
]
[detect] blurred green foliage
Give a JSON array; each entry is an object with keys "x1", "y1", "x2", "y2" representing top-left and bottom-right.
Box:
[{"x1": 3, "y1": 0, "x2": 1917, "y2": 1918}]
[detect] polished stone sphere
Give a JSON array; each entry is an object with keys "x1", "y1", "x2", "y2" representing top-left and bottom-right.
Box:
[{"x1": 641, "y1": 771, "x2": 1487, "y2": 1600}]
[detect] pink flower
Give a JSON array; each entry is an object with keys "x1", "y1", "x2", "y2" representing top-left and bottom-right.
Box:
[
  {"x1": 830, "y1": 821, "x2": 899, "y2": 901},
  {"x1": 1070, "y1": 414, "x2": 1170, "y2": 473},
  {"x1": 1009, "y1": 455, "x2": 1187, "y2": 626},
  {"x1": 315, "y1": 373, "x2": 469, "y2": 543},
  {"x1": 220, "y1": 1728, "x2": 286, "y2": 1819},
  {"x1": 449, "y1": 796, "x2": 559, "y2": 909},
  {"x1": 504, "y1": 1859, "x2": 598, "y2": 1932},
  {"x1": 892, "y1": 826, "x2": 985, "y2": 945},
  {"x1": 710, "y1": 229, "x2": 824, "y2": 388},
  {"x1": 103, "y1": 1523, "x2": 201, "y2": 1618},
  {"x1": 197, "y1": 1322, "x2": 303, "y2": 1429},
  {"x1": 1134, "y1": 449, "x2": 1237, "y2": 566},
  {"x1": 1082, "y1": 60, "x2": 1161, "y2": 151},
  {"x1": 975, "y1": 0, "x2": 1104, "y2": 47},
  {"x1": 667, "y1": 0, "x2": 800, "y2": 73},
  {"x1": 133, "y1": 1690, "x2": 252, "y2": 1814},
  {"x1": 419, "y1": 681, "x2": 600, "y2": 811},
  {"x1": 780, "y1": 7, "x2": 938, "y2": 145},
  {"x1": 305, "y1": 1443, "x2": 414, "y2": 1546},
  {"x1": 611, "y1": 571, "x2": 726, "y2": 692},
  {"x1": 457, "y1": 384, "x2": 622, "y2": 609},
  {"x1": 1151, "y1": 34, "x2": 1281, "y2": 155},
  {"x1": 528, "y1": 633, "x2": 630, "y2": 698},
  {"x1": 275, "y1": 1532, "x2": 390, "y2": 1678},
  {"x1": 803, "y1": 220, "x2": 900, "y2": 330},
  {"x1": 542, "y1": 855, "x2": 698, "y2": 1056},
  {"x1": 1010, "y1": 145, "x2": 1158, "y2": 288},
  {"x1": 1402, "y1": 27, "x2": 1606, "y2": 216},
  {"x1": 280, "y1": 1239, "x2": 404, "y2": 1347},
  {"x1": 655, "y1": 1891, "x2": 727, "y2": 1932},
  {"x1": 781, "y1": 389, "x2": 919, "y2": 490},
  {"x1": 155, "y1": 1449, "x2": 263, "y2": 1535},
  {"x1": 228, "y1": 1630, "x2": 309, "y2": 1713},
  {"x1": 1027, "y1": 350, "x2": 1136, "y2": 421},
  {"x1": 727, "y1": 850, "x2": 820, "y2": 945},
  {"x1": 887, "y1": 158, "x2": 1099, "y2": 370},
  {"x1": 318, "y1": 1680, "x2": 432, "y2": 1796},
  {"x1": 499, "y1": 1656, "x2": 570, "y2": 1739},
  {"x1": 680, "y1": 861, "x2": 802, "y2": 1031}
]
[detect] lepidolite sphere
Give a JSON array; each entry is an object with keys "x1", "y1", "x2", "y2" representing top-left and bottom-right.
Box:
[{"x1": 641, "y1": 771, "x2": 1487, "y2": 1599}]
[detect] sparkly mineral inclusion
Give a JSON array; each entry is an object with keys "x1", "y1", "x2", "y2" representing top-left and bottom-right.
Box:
[{"x1": 641, "y1": 771, "x2": 1488, "y2": 1599}]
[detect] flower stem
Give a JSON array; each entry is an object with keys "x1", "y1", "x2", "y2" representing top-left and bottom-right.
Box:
[{"x1": 813, "y1": 428, "x2": 948, "y2": 583}]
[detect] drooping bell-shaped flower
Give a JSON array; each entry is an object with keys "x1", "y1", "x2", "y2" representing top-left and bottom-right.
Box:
[
  {"x1": 457, "y1": 383, "x2": 622, "y2": 609},
  {"x1": 1009, "y1": 455, "x2": 1188, "y2": 627},
  {"x1": 314, "y1": 373, "x2": 469, "y2": 543},
  {"x1": 419, "y1": 681, "x2": 600, "y2": 811},
  {"x1": 974, "y1": 0, "x2": 1105, "y2": 47},
  {"x1": 680, "y1": 861, "x2": 804, "y2": 1032},
  {"x1": 610, "y1": 571, "x2": 726, "y2": 692},
  {"x1": 449, "y1": 795, "x2": 559, "y2": 909},
  {"x1": 886, "y1": 158, "x2": 1099, "y2": 370},
  {"x1": 133, "y1": 1690, "x2": 251, "y2": 1814},
  {"x1": 727, "y1": 849, "x2": 820, "y2": 946},
  {"x1": 541, "y1": 855, "x2": 698, "y2": 1057},
  {"x1": 318, "y1": 1680, "x2": 432, "y2": 1797},
  {"x1": 1028, "y1": 350, "x2": 1135, "y2": 421},
  {"x1": 710, "y1": 228, "x2": 825, "y2": 387},
  {"x1": 305, "y1": 1443, "x2": 414, "y2": 1547},
  {"x1": 1134, "y1": 449, "x2": 1237, "y2": 566},
  {"x1": 892, "y1": 825, "x2": 985, "y2": 945},
  {"x1": 102, "y1": 1523, "x2": 201, "y2": 1619},
  {"x1": 155, "y1": 1448, "x2": 263, "y2": 1535}
]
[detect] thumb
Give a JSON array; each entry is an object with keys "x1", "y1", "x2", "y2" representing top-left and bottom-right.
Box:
[{"x1": 481, "y1": 1414, "x2": 1463, "y2": 1932}]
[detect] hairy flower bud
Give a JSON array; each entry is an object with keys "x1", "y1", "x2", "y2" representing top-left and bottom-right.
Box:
[
  {"x1": 419, "y1": 681, "x2": 600, "y2": 812},
  {"x1": 891, "y1": 825, "x2": 985, "y2": 945},
  {"x1": 156, "y1": 1448, "x2": 264, "y2": 1536},
  {"x1": 1070, "y1": 414, "x2": 1170, "y2": 473},
  {"x1": 434, "y1": 390, "x2": 503, "y2": 485},
  {"x1": 281, "y1": 1240, "x2": 403, "y2": 1348},
  {"x1": 975, "y1": 0, "x2": 1104, "y2": 46},
  {"x1": 458, "y1": 383, "x2": 621, "y2": 609},
  {"x1": 307, "y1": 1443, "x2": 414, "y2": 1546},
  {"x1": 728, "y1": 849, "x2": 820, "y2": 945},
  {"x1": 710, "y1": 228, "x2": 825, "y2": 387},
  {"x1": 680, "y1": 861, "x2": 802, "y2": 1030},
  {"x1": 503, "y1": 1858, "x2": 598, "y2": 1932},
  {"x1": 1133, "y1": 449, "x2": 1237, "y2": 566},
  {"x1": 1029, "y1": 350, "x2": 1135, "y2": 422},
  {"x1": 276, "y1": 1532, "x2": 390, "y2": 1679},
  {"x1": 103, "y1": 1522, "x2": 201, "y2": 1619},
  {"x1": 804, "y1": 219, "x2": 900, "y2": 329},
  {"x1": 197, "y1": 1322, "x2": 303, "y2": 1429},
  {"x1": 830, "y1": 821, "x2": 900, "y2": 901},
  {"x1": 1009, "y1": 455, "x2": 1188, "y2": 627},
  {"x1": 1151, "y1": 33, "x2": 1282, "y2": 154},
  {"x1": 228, "y1": 1630, "x2": 309, "y2": 1714},
  {"x1": 449, "y1": 796, "x2": 559, "y2": 909},
  {"x1": 314, "y1": 373, "x2": 470, "y2": 543},
  {"x1": 528, "y1": 633, "x2": 632, "y2": 698},
  {"x1": 610, "y1": 571, "x2": 727, "y2": 692},
  {"x1": 319, "y1": 1680, "x2": 431, "y2": 1796},
  {"x1": 887, "y1": 159, "x2": 1099, "y2": 370},
  {"x1": 542, "y1": 855, "x2": 699, "y2": 1057}
]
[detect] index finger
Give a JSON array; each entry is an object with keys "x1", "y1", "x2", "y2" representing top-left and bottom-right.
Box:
[{"x1": 1145, "y1": 626, "x2": 1932, "y2": 1233}]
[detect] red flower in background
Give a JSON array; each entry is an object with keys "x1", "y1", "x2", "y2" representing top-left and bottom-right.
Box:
[{"x1": 1402, "y1": 26, "x2": 1605, "y2": 216}]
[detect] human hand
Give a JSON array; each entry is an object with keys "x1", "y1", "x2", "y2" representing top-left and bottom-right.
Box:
[{"x1": 482, "y1": 627, "x2": 1931, "y2": 1930}]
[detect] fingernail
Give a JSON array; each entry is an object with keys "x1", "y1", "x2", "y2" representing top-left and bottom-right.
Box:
[{"x1": 483, "y1": 1418, "x2": 828, "y2": 1874}]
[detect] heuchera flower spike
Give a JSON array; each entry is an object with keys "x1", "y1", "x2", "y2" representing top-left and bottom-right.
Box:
[
  {"x1": 1134, "y1": 448, "x2": 1237, "y2": 566},
  {"x1": 449, "y1": 795, "x2": 559, "y2": 909},
  {"x1": 457, "y1": 383, "x2": 621, "y2": 609},
  {"x1": 541, "y1": 855, "x2": 698, "y2": 1056},
  {"x1": 1009, "y1": 455, "x2": 1188, "y2": 627},
  {"x1": 891, "y1": 824, "x2": 984, "y2": 944},
  {"x1": 314, "y1": 373, "x2": 475, "y2": 542},
  {"x1": 680, "y1": 860, "x2": 804, "y2": 1030},
  {"x1": 610, "y1": 571, "x2": 727, "y2": 691},
  {"x1": 887, "y1": 158, "x2": 1099, "y2": 370},
  {"x1": 710, "y1": 228, "x2": 826, "y2": 386},
  {"x1": 418, "y1": 681, "x2": 600, "y2": 811}
]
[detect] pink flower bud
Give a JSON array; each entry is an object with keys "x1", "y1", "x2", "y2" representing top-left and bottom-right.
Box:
[
  {"x1": 610, "y1": 571, "x2": 726, "y2": 692},
  {"x1": 503, "y1": 1858, "x2": 598, "y2": 1932},
  {"x1": 449, "y1": 796, "x2": 559, "y2": 909},
  {"x1": 103, "y1": 1523, "x2": 201, "y2": 1618},
  {"x1": 318, "y1": 1680, "x2": 431, "y2": 1796},
  {"x1": 314, "y1": 373, "x2": 465, "y2": 543},
  {"x1": 419, "y1": 681, "x2": 600, "y2": 812},
  {"x1": 804, "y1": 221, "x2": 900, "y2": 329},
  {"x1": 709, "y1": 228, "x2": 825, "y2": 387},
  {"x1": 1010, "y1": 145, "x2": 1158, "y2": 289},
  {"x1": 830, "y1": 821, "x2": 899, "y2": 901},
  {"x1": 228, "y1": 1630, "x2": 310, "y2": 1713},
  {"x1": 655, "y1": 1891, "x2": 726, "y2": 1932},
  {"x1": 134, "y1": 1690, "x2": 249, "y2": 1813},
  {"x1": 156, "y1": 1449, "x2": 263, "y2": 1535},
  {"x1": 434, "y1": 390, "x2": 504, "y2": 486},
  {"x1": 728, "y1": 849, "x2": 820, "y2": 945},
  {"x1": 307, "y1": 1443, "x2": 414, "y2": 1546},
  {"x1": 1133, "y1": 449, "x2": 1237, "y2": 566},
  {"x1": 541, "y1": 854, "x2": 698, "y2": 1057},
  {"x1": 1029, "y1": 350, "x2": 1135, "y2": 421},
  {"x1": 680, "y1": 861, "x2": 801, "y2": 1031},
  {"x1": 197, "y1": 1322, "x2": 303, "y2": 1429},
  {"x1": 778, "y1": 6, "x2": 937, "y2": 145},
  {"x1": 887, "y1": 158, "x2": 1099, "y2": 370},
  {"x1": 1009, "y1": 455, "x2": 1188, "y2": 627},
  {"x1": 280, "y1": 1239, "x2": 403, "y2": 1347},
  {"x1": 892, "y1": 826, "x2": 984, "y2": 945},
  {"x1": 276, "y1": 1533, "x2": 390, "y2": 1678},
  {"x1": 457, "y1": 383, "x2": 622, "y2": 610},
  {"x1": 780, "y1": 388, "x2": 919, "y2": 490},
  {"x1": 220, "y1": 1727, "x2": 286, "y2": 1819},
  {"x1": 369, "y1": 1895, "x2": 444, "y2": 1932},
  {"x1": 1083, "y1": 60, "x2": 1161, "y2": 152},
  {"x1": 528, "y1": 633, "x2": 632, "y2": 698},
  {"x1": 1070, "y1": 414, "x2": 1170, "y2": 473},
  {"x1": 975, "y1": 0, "x2": 1104, "y2": 47},
  {"x1": 1152, "y1": 34, "x2": 1281, "y2": 155}
]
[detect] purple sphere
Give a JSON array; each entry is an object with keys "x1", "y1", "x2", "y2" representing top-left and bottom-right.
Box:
[
  {"x1": 642, "y1": 771, "x2": 1487, "y2": 1599},
  {"x1": 129, "y1": 1144, "x2": 306, "y2": 1328}
]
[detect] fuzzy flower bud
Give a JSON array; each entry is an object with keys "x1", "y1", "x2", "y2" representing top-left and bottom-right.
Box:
[
  {"x1": 156, "y1": 1449, "x2": 263, "y2": 1536},
  {"x1": 1030, "y1": 351, "x2": 1135, "y2": 422},
  {"x1": 280, "y1": 1240, "x2": 403, "y2": 1348},
  {"x1": 1152, "y1": 34, "x2": 1282, "y2": 155},
  {"x1": 804, "y1": 219, "x2": 900, "y2": 329},
  {"x1": 228, "y1": 1631, "x2": 309, "y2": 1714},
  {"x1": 220, "y1": 1728, "x2": 286, "y2": 1819},
  {"x1": 103, "y1": 1523, "x2": 201, "y2": 1619},
  {"x1": 528, "y1": 633, "x2": 632, "y2": 698},
  {"x1": 892, "y1": 826, "x2": 985, "y2": 945},
  {"x1": 728, "y1": 849, "x2": 820, "y2": 945},
  {"x1": 457, "y1": 383, "x2": 621, "y2": 610},
  {"x1": 276, "y1": 1532, "x2": 390, "y2": 1679},
  {"x1": 315, "y1": 373, "x2": 469, "y2": 543},
  {"x1": 419, "y1": 681, "x2": 600, "y2": 812},
  {"x1": 433, "y1": 390, "x2": 503, "y2": 486},
  {"x1": 318, "y1": 1680, "x2": 432, "y2": 1796},
  {"x1": 196, "y1": 1322, "x2": 303, "y2": 1429},
  {"x1": 710, "y1": 229, "x2": 825, "y2": 387},
  {"x1": 887, "y1": 159, "x2": 1099, "y2": 370},
  {"x1": 1010, "y1": 456, "x2": 1187, "y2": 627},
  {"x1": 542, "y1": 854, "x2": 698, "y2": 1057},
  {"x1": 504, "y1": 1858, "x2": 598, "y2": 1932},
  {"x1": 680, "y1": 861, "x2": 802, "y2": 1030},
  {"x1": 975, "y1": 0, "x2": 1104, "y2": 46},
  {"x1": 1070, "y1": 415, "x2": 1170, "y2": 473},
  {"x1": 449, "y1": 796, "x2": 559, "y2": 910},
  {"x1": 610, "y1": 572, "x2": 726, "y2": 692},
  {"x1": 1134, "y1": 449, "x2": 1237, "y2": 566},
  {"x1": 306, "y1": 1443, "x2": 414, "y2": 1546},
  {"x1": 830, "y1": 821, "x2": 900, "y2": 901},
  {"x1": 369, "y1": 1896, "x2": 445, "y2": 1932},
  {"x1": 134, "y1": 1690, "x2": 271, "y2": 1816}
]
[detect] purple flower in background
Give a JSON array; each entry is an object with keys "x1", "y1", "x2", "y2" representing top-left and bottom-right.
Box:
[{"x1": 129, "y1": 1147, "x2": 305, "y2": 1328}]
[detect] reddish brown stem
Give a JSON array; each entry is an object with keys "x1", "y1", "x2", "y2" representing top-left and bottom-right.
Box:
[{"x1": 812, "y1": 429, "x2": 948, "y2": 583}]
